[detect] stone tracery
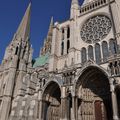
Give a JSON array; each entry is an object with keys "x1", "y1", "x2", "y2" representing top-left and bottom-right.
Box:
[{"x1": 81, "y1": 15, "x2": 112, "y2": 43}]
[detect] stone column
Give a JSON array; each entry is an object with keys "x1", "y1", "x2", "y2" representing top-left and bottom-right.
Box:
[
  {"x1": 38, "y1": 90, "x2": 43, "y2": 120},
  {"x1": 86, "y1": 48, "x2": 88, "y2": 61},
  {"x1": 72, "y1": 96, "x2": 76, "y2": 120},
  {"x1": 59, "y1": 29, "x2": 62, "y2": 56},
  {"x1": 70, "y1": 20, "x2": 74, "y2": 48},
  {"x1": 109, "y1": 78, "x2": 119, "y2": 120},
  {"x1": 41, "y1": 100, "x2": 48, "y2": 120},
  {"x1": 38, "y1": 100, "x2": 43, "y2": 120},
  {"x1": 72, "y1": 97, "x2": 75, "y2": 119},
  {"x1": 61, "y1": 97, "x2": 68, "y2": 120},
  {"x1": 100, "y1": 42, "x2": 103, "y2": 62},
  {"x1": 75, "y1": 96, "x2": 78, "y2": 120},
  {"x1": 93, "y1": 46, "x2": 96, "y2": 62},
  {"x1": 61, "y1": 86, "x2": 68, "y2": 120}
]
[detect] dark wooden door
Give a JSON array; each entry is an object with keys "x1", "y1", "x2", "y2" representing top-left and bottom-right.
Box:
[{"x1": 95, "y1": 101, "x2": 102, "y2": 120}]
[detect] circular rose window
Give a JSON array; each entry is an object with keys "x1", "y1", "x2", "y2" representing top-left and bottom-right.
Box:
[{"x1": 80, "y1": 15, "x2": 112, "y2": 44}]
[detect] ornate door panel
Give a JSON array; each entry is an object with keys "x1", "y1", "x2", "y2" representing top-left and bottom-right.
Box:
[
  {"x1": 78, "y1": 101, "x2": 94, "y2": 120},
  {"x1": 47, "y1": 104, "x2": 60, "y2": 120},
  {"x1": 78, "y1": 88, "x2": 110, "y2": 120},
  {"x1": 78, "y1": 88, "x2": 95, "y2": 120}
]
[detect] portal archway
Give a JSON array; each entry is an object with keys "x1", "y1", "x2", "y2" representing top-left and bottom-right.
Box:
[
  {"x1": 76, "y1": 66, "x2": 113, "y2": 120},
  {"x1": 42, "y1": 81, "x2": 61, "y2": 120}
]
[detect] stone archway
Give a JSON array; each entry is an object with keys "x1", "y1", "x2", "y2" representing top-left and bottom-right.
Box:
[
  {"x1": 76, "y1": 66, "x2": 113, "y2": 120},
  {"x1": 42, "y1": 81, "x2": 61, "y2": 120}
]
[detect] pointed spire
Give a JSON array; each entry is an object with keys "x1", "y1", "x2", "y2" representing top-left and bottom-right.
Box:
[
  {"x1": 39, "y1": 17, "x2": 54, "y2": 56},
  {"x1": 47, "y1": 17, "x2": 54, "y2": 36},
  {"x1": 16, "y1": 3, "x2": 31, "y2": 40},
  {"x1": 50, "y1": 16, "x2": 54, "y2": 27}
]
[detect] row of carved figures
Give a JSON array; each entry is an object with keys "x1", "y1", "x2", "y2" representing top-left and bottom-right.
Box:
[{"x1": 108, "y1": 60, "x2": 120, "y2": 76}]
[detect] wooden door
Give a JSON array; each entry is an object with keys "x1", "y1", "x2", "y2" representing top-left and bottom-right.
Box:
[{"x1": 95, "y1": 101, "x2": 102, "y2": 120}]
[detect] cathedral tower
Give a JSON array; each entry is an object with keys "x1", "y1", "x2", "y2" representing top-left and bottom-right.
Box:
[
  {"x1": 1, "y1": 0, "x2": 120, "y2": 120},
  {"x1": 0, "y1": 3, "x2": 33, "y2": 120}
]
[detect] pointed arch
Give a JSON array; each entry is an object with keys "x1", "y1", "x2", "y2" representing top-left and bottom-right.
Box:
[
  {"x1": 67, "y1": 26, "x2": 70, "y2": 38},
  {"x1": 42, "y1": 81, "x2": 61, "y2": 120},
  {"x1": 61, "y1": 41, "x2": 64, "y2": 55},
  {"x1": 102, "y1": 41, "x2": 109, "y2": 62},
  {"x1": 67, "y1": 40, "x2": 70, "y2": 54},
  {"x1": 75, "y1": 66, "x2": 112, "y2": 120},
  {"x1": 15, "y1": 46, "x2": 19, "y2": 55},
  {"x1": 62, "y1": 28, "x2": 64, "y2": 40},
  {"x1": 109, "y1": 39, "x2": 117, "y2": 55},
  {"x1": 81, "y1": 47, "x2": 87, "y2": 63},
  {"x1": 88, "y1": 45, "x2": 94, "y2": 60},
  {"x1": 95, "y1": 43, "x2": 101, "y2": 64}
]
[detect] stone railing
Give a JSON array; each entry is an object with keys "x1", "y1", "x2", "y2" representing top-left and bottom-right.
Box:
[{"x1": 80, "y1": 0, "x2": 107, "y2": 15}]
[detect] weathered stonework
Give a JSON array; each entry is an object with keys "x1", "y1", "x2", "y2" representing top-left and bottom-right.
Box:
[{"x1": 0, "y1": 0, "x2": 120, "y2": 120}]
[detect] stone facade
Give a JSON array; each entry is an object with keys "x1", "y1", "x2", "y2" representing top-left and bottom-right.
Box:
[{"x1": 0, "y1": 0, "x2": 120, "y2": 120}]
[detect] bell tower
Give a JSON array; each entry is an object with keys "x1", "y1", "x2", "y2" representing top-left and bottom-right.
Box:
[{"x1": 0, "y1": 3, "x2": 33, "y2": 120}]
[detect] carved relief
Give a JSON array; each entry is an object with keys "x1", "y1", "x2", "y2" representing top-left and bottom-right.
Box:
[{"x1": 108, "y1": 60, "x2": 120, "y2": 76}]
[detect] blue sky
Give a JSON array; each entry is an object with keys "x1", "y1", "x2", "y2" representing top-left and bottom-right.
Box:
[{"x1": 0, "y1": 0, "x2": 84, "y2": 63}]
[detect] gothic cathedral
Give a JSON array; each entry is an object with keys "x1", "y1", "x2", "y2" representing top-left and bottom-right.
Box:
[{"x1": 0, "y1": 0, "x2": 120, "y2": 120}]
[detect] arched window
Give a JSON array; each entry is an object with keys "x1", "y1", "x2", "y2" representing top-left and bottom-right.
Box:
[
  {"x1": 15, "y1": 46, "x2": 19, "y2": 55},
  {"x1": 61, "y1": 42, "x2": 64, "y2": 55},
  {"x1": 109, "y1": 39, "x2": 117, "y2": 55},
  {"x1": 67, "y1": 26, "x2": 70, "y2": 38},
  {"x1": 95, "y1": 43, "x2": 101, "y2": 64},
  {"x1": 67, "y1": 40, "x2": 70, "y2": 54},
  {"x1": 102, "y1": 41, "x2": 109, "y2": 62},
  {"x1": 81, "y1": 47, "x2": 87, "y2": 63},
  {"x1": 43, "y1": 79, "x2": 46, "y2": 86},
  {"x1": 88, "y1": 45, "x2": 94, "y2": 60},
  {"x1": 22, "y1": 50, "x2": 25, "y2": 59},
  {"x1": 62, "y1": 29, "x2": 64, "y2": 40}
]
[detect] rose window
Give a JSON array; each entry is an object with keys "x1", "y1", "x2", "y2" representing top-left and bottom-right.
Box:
[{"x1": 80, "y1": 15, "x2": 112, "y2": 43}]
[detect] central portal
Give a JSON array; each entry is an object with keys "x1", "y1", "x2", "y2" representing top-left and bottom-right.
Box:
[
  {"x1": 77, "y1": 67, "x2": 113, "y2": 120},
  {"x1": 42, "y1": 82, "x2": 61, "y2": 120}
]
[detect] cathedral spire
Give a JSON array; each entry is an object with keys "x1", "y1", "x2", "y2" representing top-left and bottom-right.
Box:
[
  {"x1": 40, "y1": 17, "x2": 54, "y2": 56},
  {"x1": 16, "y1": 3, "x2": 31, "y2": 40},
  {"x1": 48, "y1": 17, "x2": 54, "y2": 36},
  {"x1": 50, "y1": 16, "x2": 54, "y2": 26}
]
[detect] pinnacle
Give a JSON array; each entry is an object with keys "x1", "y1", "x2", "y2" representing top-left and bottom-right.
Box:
[
  {"x1": 47, "y1": 17, "x2": 54, "y2": 36},
  {"x1": 50, "y1": 16, "x2": 54, "y2": 26},
  {"x1": 16, "y1": 3, "x2": 31, "y2": 40},
  {"x1": 72, "y1": 0, "x2": 79, "y2": 5}
]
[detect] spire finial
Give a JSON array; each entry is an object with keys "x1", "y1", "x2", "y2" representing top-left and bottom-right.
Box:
[
  {"x1": 50, "y1": 16, "x2": 54, "y2": 26},
  {"x1": 71, "y1": 0, "x2": 79, "y2": 5},
  {"x1": 16, "y1": 3, "x2": 31, "y2": 40},
  {"x1": 47, "y1": 16, "x2": 54, "y2": 36}
]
